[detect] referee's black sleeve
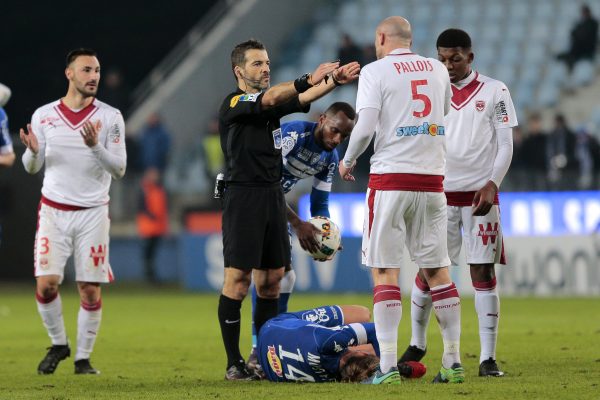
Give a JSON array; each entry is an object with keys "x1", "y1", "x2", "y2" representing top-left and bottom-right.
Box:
[{"x1": 220, "y1": 92, "x2": 265, "y2": 122}]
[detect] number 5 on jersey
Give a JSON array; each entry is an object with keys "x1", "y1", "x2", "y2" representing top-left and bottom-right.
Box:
[{"x1": 411, "y1": 80, "x2": 431, "y2": 118}]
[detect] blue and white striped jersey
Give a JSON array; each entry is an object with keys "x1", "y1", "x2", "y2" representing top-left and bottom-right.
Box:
[{"x1": 280, "y1": 121, "x2": 339, "y2": 217}]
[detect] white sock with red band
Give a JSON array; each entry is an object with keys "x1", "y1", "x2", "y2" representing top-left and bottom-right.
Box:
[
  {"x1": 409, "y1": 274, "x2": 433, "y2": 350},
  {"x1": 76, "y1": 299, "x2": 102, "y2": 361},
  {"x1": 474, "y1": 277, "x2": 500, "y2": 363},
  {"x1": 36, "y1": 292, "x2": 67, "y2": 345},
  {"x1": 373, "y1": 284, "x2": 402, "y2": 373},
  {"x1": 431, "y1": 282, "x2": 461, "y2": 368}
]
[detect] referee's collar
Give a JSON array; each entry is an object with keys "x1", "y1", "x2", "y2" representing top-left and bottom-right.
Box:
[
  {"x1": 236, "y1": 87, "x2": 264, "y2": 95},
  {"x1": 387, "y1": 48, "x2": 414, "y2": 56}
]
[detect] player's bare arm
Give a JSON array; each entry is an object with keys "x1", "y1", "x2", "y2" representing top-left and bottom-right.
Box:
[
  {"x1": 19, "y1": 124, "x2": 39, "y2": 154},
  {"x1": 299, "y1": 62, "x2": 361, "y2": 106},
  {"x1": 261, "y1": 61, "x2": 340, "y2": 108},
  {"x1": 80, "y1": 120, "x2": 102, "y2": 147},
  {"x1": 287, "y1": 204, "x2": 321, "y2": 253},
  {"x1": 472, "y1": 180, "x2": 498, "y2": 216},
  {"x1": 0, "y1": 151, "x2": 15, "y2": 167}
]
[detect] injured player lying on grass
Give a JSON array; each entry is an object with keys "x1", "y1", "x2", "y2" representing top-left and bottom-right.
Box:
[{"x1": 256, "y1": 305, "x2": 425, "y2": 383}]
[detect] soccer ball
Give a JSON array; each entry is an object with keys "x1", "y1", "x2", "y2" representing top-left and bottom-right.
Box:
[{"x1": 306, "y1": 216, "x2": 341, "y2": 260}]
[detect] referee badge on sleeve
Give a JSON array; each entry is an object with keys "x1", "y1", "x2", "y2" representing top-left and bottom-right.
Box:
[{"x1": 272, "y1": 128, "x2": 282, "y2": 149}]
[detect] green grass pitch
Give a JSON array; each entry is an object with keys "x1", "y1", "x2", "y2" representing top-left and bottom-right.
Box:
[{"x1": 0, "y1": 284, "x2": 599, "y2": 399}]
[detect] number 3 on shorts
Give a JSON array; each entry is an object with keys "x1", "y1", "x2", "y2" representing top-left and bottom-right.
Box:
[
  {"x1": 411, "y1": 79, "x2": 431, "y2": 118},
  {"x1": 39, "y1": 237, "x2": 50, "y2": 255}
]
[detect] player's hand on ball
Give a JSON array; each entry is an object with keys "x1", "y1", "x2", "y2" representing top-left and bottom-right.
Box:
[
  {"x1": 19, "y1": 124, "x2": 39, "y2": 154},
  {"x1": 333, "y1": 61, "x2": 361, "y2": 84},
  {"x1": 80, "y1": 120, "x2": 102, "y2": 147},
  {"x1": 293, "y1": 220, "x2": 321, "y2": 254}
]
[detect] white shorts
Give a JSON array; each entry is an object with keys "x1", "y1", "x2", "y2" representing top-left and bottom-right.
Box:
[
  {"x1": 34, "y1": 203, "x2": 114, "y2": 283},
  {"x1": 362, "y1": 189, "x2": 451, "y2": 269},
  {"x1": 447, "y1": 205, "x2": 506, "y2": 266}
]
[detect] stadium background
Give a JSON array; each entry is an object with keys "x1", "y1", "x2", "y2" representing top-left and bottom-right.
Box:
[{"x1": 0, "y1": 0, "x2": 599, "y2": 298}]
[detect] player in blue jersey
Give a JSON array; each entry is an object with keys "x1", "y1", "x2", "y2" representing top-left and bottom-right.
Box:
[
  {"x1": 0, "y1": 107, "x2": 15, "y2": 168},
  {"x1": 258, "y1": 305, "x2": 425, "y2": 383},
  {"x1": 0, "y1": 82, "x2": 15, "y2": 169},
  {"x1": 247, "y1": 102, "x2": 356, "y2": 375},
  {"x1": 0, "y1": 84, "x2": 15, "y2": 248}
]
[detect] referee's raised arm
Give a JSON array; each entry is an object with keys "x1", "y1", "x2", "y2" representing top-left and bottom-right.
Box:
[{"x1": 260, "y1": 61, "x2": 340, "y2": 108}]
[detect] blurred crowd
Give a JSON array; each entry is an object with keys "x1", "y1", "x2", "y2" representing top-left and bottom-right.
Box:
[
  {"x1": 1, "y1": 3, "x2": 600, "y2": 230},
  {"x1": 509, "y1": 113, "x2": 600, "y2": 191}
]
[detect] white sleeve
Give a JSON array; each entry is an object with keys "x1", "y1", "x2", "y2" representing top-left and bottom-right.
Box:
[
  {"x1": 22, "y1": 110, "x2": 46, "y2": 174},
  {"x1": 355, "y1": 65, "x2": 381, "y2": 112},
  {"x1": 91, "y1": 112, "x2": 127, "y2": 179},
  {"x1": 342, "y1": 107, "x2": 379, "y2": 167},
  {"x1": 493, "y1": 84, "x2": 518, "y2": 129},
  {"x1": 489, "y1": 127, "x2": 513, "y2": 188},
  {"x1": 0, "y1": 83, "x2": 11, "y2": 107},
  {"x1": 444, "y1": 75, "x2": 452, "y2": 116}
]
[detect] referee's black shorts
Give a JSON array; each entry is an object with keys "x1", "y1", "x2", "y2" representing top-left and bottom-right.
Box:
[{"x1": 222, "y1": 184, "x2": 290, "y2": 270}]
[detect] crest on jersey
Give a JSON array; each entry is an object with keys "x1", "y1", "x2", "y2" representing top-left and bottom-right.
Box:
[
  {"x1": 109, "y1": 123, "x2": 121, "y2": 143},
  {"x1": 267, "y1": 346, "x2": 283, "y2": 377},
  {"x1": 475, "y1": 100, "x2": 485, "y2": 112},
  {"x1": 282, "y1": 137, "x2": 295, "y2": 153}
]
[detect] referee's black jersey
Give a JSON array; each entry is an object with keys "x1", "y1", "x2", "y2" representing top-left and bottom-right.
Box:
[{"x1": 218, "y1": 88, "x2": 309, "y2": 186}]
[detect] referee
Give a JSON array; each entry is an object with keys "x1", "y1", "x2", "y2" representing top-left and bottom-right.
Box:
[{"x1": 217, "y1": 39, "x2": 360, "y2": 380}]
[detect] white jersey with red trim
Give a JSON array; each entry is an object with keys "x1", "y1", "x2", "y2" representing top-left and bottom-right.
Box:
[
  {"x1": 444, "y1": 71, "x2": 518, "y2": 192},
  {"x1": 356, "y1": 48, "x2": 452, "y2": 176},
  {"x1": 31, "y1": 99, "x2": 126, "y2": 207}
]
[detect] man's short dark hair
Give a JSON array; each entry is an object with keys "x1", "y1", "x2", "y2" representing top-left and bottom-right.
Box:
[
  {"x1": 66, "y1": 48, "x2": 97, "y2": 67},
  {"x1": 324, "y1": 102, "x2": 356, "y2": 121},
  {"x1": 231, "y1": 39, "x2": 265, "y2": 74},
  {"x1": 436, "y1": 29, "x2": 472, "y2": 49}
]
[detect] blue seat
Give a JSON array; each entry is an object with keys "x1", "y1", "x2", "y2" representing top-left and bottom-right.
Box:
[
  {"x1": 545, "y1": 62, "x2": 569, "y2": 89},
  {"x1": 537, "y1": 84, "x2": 559, "y2": 107},
  {"x1": 508, "y1": 1, "x2": 529, "y2": 21},
  {"x1": 515, "y1": 82, "x2": 535, "y2": 107},
  {"x1": 533, "y1": 1, "x2": 556, "y2": 20},
  {"x1": 572, "y1": 60, "x2": 595, "y2": 87}
]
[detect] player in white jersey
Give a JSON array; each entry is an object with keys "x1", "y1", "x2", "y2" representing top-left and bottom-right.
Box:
[
  {"x1": 400, "y1": 29, "x2": 517, "y2": 378},
  {"x1": 20, "y1": 48, "x2": 126, "y2": 375},
  {"x1": 339, "y1": 17, "x2": 464, "y2": 384}
]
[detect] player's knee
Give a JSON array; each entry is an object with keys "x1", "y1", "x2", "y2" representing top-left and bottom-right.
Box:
[
  {"x1": 38, "y1": 284, "x2": 59, "y2": 299},
  {"x1": 222, "y1": 269, "x2": 252, "y2": 299},
  {"x1": 255, "y1": 282, "x2": 280, "y2": 299},
  {"x1": 37, "y1": 277, "x2": 60, "y2": 299},
  {"x1": 470, "y1": 264, "x2": 495, "y2": 282},
  {"x1": 78, "y1": 283, "x2": 101, "y2": 304}
]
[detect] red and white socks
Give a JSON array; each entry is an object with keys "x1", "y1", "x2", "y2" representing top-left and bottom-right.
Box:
[
  {"x1": 473, "y1": 278, "x2": 499, "y2": 363},
  {"x1": 373, "y1": 284, "x2": 402, "y2": 373},
  {"x1": 431, "y1": 282, "x2": 462, "y2": 368},
  {"x1": 36, "y1": 292, "x2": 68, "y2": 345},
  {"x1": 409, "y1": 275, "x2": 433, "y2": 351},
  {"x1": 76, "y1": 300, "x2": 102, "y2": 361}
]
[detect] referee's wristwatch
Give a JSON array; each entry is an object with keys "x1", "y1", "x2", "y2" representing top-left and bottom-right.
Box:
[{"x1": 294, "y1": 73, "x2": 313, "y2": 93}]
